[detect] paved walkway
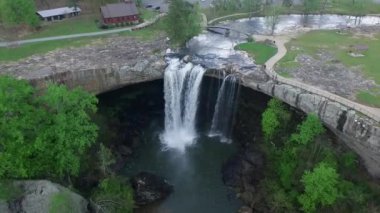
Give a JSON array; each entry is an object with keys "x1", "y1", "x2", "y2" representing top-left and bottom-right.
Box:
[
  {"x1": 0, "y1": 14, "x2": 166, "y2": 47},
  {"x1": 252, "y1": 34, "x2": 380, "y2": 122}
]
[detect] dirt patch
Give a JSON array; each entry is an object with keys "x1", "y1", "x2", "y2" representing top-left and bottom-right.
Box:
[{"x1": 276, "y1": 51, "x2": 379, "y2": 100}]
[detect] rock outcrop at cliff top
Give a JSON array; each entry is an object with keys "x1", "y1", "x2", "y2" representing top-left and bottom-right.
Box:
[
  {"x1": 0, "y1": 180, "x2": 89, "y2": 213},
  {"x1": 0, "y1": 36, "x2": 168, "y2": 94}
]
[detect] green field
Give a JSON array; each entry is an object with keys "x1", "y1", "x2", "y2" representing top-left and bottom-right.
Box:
[
  {"x1": 235, "y1": 42, "x2": 277, "y2": 65},
  {"x1": 278, "y1": 30, "x2": 380, "y2": 107},
  {"x1": 0, "y1": 15, "x2": 166, "y2": 62},
  {"x1": 0, "y1": 38, "x2": 96, "y2": 61},
  {"x1": 25, "y1": 8, "x2": 157, "y2": 39},
  {"x1": 26, "y1": 15, "x2": 100, "y2": 39}
]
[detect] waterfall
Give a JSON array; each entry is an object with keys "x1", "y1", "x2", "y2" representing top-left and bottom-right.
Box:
[
  {"x1": 161, "y1": 58, "x2": 206, "y2": 151},
  {"x1": 209, "y1": 74, "x2": 240, "y2": 143}
]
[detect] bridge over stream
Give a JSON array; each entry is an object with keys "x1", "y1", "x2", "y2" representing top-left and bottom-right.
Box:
[{"x1": 206, "y1": 26, "x2": 252, "y2": 39}]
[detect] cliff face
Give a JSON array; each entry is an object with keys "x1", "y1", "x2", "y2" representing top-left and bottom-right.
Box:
[
  {"x1": 241, "y1": 78, "x2": 380, "y2": 177},
  {"x1": 28, "y1": 56, "x2": 166, "y2": 94},
  {"x1": 0, "y1": 36, "x2": 168, "y2": 94},
  {"x1": 2, "y1": 40, "x2": 379, "y2": 176}
]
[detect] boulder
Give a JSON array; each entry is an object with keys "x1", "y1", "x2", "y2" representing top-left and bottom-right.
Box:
[
  {"x1": 131, "y1": 172, "x2": 173, "y2": 205},
  {"x1": 4, "y1": 180, "x2": 88, "y2": 213}
]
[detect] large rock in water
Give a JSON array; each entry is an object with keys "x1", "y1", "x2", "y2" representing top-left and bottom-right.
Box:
[
  {"x1": 0, "y1": 180, "x2": 88, "y2": 213},
  {"x1": 131, "y1": 172, "x2": 173, "y2": 205}
]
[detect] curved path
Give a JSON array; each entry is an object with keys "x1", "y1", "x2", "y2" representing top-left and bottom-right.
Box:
[
  {"x1": 252, "y1": 34, "x2": 380, "y2": 122},
  {"x1": 0, "y1": 14, "x2": 166, "y2": 47}
]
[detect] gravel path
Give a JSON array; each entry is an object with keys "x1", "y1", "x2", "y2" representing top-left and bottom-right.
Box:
[{"x1": 252, "y1": 34, "x2": 380, "y2": 122}]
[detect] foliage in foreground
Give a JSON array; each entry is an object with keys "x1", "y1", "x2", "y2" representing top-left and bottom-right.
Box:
[
  {"x1": 256, "y1": 98, "x2": 380, "y2": 212},
  {"x1": 298, "y1": 162, "x2": 340, "y2": 212},
  {"x1": 0, "y1": 76, "x2": 98, "y2": 179},
  {"x1": 166, "y1": 0, "x2": 202, "y2": 46},
  {"x1": 261, "y1": 98, "x2": 291, "y2": 142},
  {"x1": 91, "y1": 177, "x2": 134, "y2": 213},
  {"x1": 0, "y1": 0, "x2": 40, "y2": 27}
]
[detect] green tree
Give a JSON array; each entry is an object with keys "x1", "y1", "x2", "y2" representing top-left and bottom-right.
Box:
[
  {"x1": 0, "y1": 0, "x2": 40, "y2": 27},
  {"x1": 261, "y1": 99, "x2": 291, "y2": 142},
  {"x1": 298, "y1": 162, "x2": 340, "y2": 212},
  {"x1": 242, "y1": 0, "x2": 262, "y2": 17},
  {"x1": 166, "y1": 0, "x2": 202, "y2": 46},
  {"x1": 302, "y1": 0, "x2": 321, "y2": 14},
  {"x1": 265, "y1": 5, "x2": 283, "y2": 35},
  {"x1": 67, "y1": 0, "x2": 80, "y2": 11},
  {"x1": 0, "y1": 76, "x2": 43, "y2": 178},
  {"x1": 36, "y1": 84, "x2": 98, "y2": 178},
  {"x1": 283, "y1": 0, "x2": 293, "y2": 7},
  {"x1": 98, "y1": 143, "x2": 116, "y2": 176},
  {"x1": 91, "y1": 177, "x2": 134, "y2": 213},
  {"x1": 0, "y1": 76, "x2": 98, "y2": 179},
  {"x1": 290, "y1": 114, "x2": 325, "y2": 145}
]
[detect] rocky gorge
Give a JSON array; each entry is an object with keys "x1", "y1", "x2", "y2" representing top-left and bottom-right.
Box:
[
  {"x1": 1, "y1": 31, "x2": 380, "y2": 212},
  {"x1": 1, "y1": 35, "x2": 380, "y2": 178}
]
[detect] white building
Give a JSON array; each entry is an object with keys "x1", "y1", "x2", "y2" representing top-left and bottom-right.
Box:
[{"x1": 36, "y1": 7, "x2": 81, "y2": 21}]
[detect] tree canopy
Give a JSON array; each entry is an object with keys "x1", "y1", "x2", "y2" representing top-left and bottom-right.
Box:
[
  {"x1": 0, "y1": 0, "x2": 40, "y2": 27},
  {"x1": 0, "y1": 76, "x2": 98, "y2": 179},
  {"x1": 261, "y1": 98, "x2": 291, "y2": 142},
  {"x1": 166, "y1": 0, "x2": 202, "y2": 46},
  {"x1": 298, "y1": 163, "x2": 340, "y2": 212}
]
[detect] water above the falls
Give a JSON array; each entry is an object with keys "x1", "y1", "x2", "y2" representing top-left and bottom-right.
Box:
[
  {"x1": 161, "y1": 58, "x2": 206, "y2": 151},
  {"x1": 219, "y1": 14, "x2": 380, "y2": 35}
]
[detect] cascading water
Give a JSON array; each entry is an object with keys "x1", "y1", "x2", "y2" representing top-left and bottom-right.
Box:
[
  {"x1": 161, "y1": 58, "x2": 206, "y2": 151},
  {"x1": 209, "y1": 74, "x2": 240, "y2": 143}
]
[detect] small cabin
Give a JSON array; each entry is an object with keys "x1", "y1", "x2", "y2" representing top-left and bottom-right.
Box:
[
  {"x1": 36, "y1": 7, "x2": 81, "y2": 21},
  {"x1": 100, "y1": 2, "x2": 139, "y2": 25}
]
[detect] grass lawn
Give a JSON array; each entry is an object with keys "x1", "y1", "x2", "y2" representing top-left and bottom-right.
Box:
[
  {"x1": 25, "y1": 8, "x2": 157, "y2": 39},
  {"x1": 0, "y1": 16, "x2": 167, "y2": 62},
  {"x1": 235, "y1": 42, "x2": 277, "y2": 65},
  {"x1": 280, "y1": 30, "x2": 380, "y2": 84},
  {"x1": 278, "y1": 30, "x2": 380, "y2": 107},
  {"x1": 26, "y1": 15, "x2": 100, "y2": 39},
  {"x1": 0, "y1": 38, "x2": 96, "y2": 61},
  {"x1": 357, "y1": 91, "x2": 380, "y2": 108},
  {"x1": 140, "y1": 8, "x2": 158, "y2": 21},
  {"x1": 119, "y1": 17, "x2": 167, "y2": 41}
]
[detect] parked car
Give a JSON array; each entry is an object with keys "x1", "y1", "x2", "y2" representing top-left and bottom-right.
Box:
[
  {"x1": 145, "y1": 4, "x2": 153, "y2": 8},
  {"x1": 155, "y1": 6, "x2": 160, "y2": 10}
]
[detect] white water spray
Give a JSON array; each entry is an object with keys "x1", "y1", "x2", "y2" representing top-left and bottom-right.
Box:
[
  {"x1": 161, "y1": 58, "x2": 206, "y2": 151},
  {"x1": 209, "y1": 74, "x2": 240, "y2": 143}
]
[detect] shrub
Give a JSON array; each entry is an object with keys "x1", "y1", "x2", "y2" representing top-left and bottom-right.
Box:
[{"x1": 91, "y1": 177, "x2": 134, "y2": 213}]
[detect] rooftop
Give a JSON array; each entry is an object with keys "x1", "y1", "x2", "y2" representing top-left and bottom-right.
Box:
[
  {"x1": 36, "y1": 7, "x2": 81, "y2": 18},
  {"x1": 100, "y1": 2, "x2": 139, "y2": 19}
]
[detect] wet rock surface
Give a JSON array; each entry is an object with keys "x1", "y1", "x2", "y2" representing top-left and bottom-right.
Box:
[{"x1": 131, "y1": 172, "x2": 174, "y2": 205}]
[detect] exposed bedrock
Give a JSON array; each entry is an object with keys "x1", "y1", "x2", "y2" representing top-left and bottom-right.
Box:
[
  {"x1": 1, "y1": 40, "x2": 379, "y2": 176},
  {"x1": 241, "y1": 77, "x2": 380, "y2": 177}
]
